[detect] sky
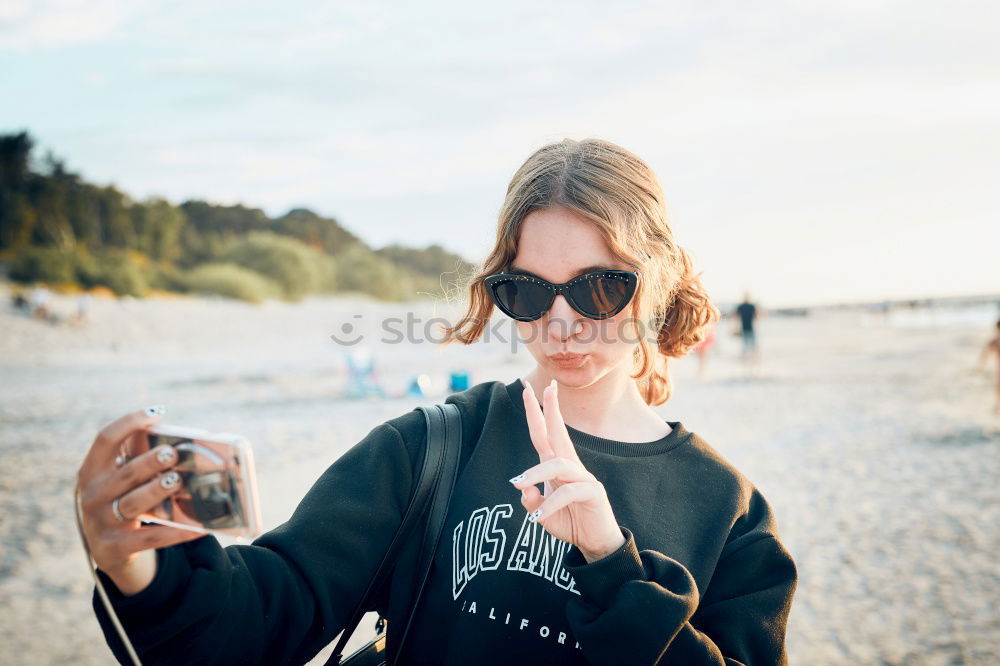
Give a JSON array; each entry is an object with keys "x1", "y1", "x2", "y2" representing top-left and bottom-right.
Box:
[{"x1": 1, "y1": 0, "x2": 998, "y2": 308}]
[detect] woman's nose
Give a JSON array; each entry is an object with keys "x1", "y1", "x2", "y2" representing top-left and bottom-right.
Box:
[{"x1": 545, "y1": 295, "x2": 583, "y2": 340}]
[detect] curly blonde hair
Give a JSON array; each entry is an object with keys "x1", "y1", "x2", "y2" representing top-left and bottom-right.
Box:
[{"x1": 440, "y1": 138, "x2": 719, "y2": 406}]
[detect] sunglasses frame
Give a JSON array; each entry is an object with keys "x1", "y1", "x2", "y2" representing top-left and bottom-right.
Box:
[{"x1": 483, "y1": 269, "x2": 639, "y2": 322}]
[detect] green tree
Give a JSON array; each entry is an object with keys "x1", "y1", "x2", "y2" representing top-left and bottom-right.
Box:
[
  {"x1": 0, "y1": 131, "x2": 35, "y2": 249},
  {"x1": 96, "y1": 185, "x2": 136, "y2": 248},
  {"x1": 28, "y1": 153, "x2": 77, "y2": 251},
  {"x1": 178, "y1": 201, "x2": 272, "y2": 266},
  {"x1": 273, "y1": 208, "x2": 362, "y2": 255},
  {"x1": 132, "y1": 198, "x2": 184, "y2": 262}
]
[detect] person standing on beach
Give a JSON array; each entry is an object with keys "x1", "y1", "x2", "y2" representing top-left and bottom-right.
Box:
[
  {"x1": 77, "y1": 138, "x2": 797, "y2": 665},
  {"x1": 735, "y1": 293, "x2": 761, "y2": 375},
  {"x1": 975, "y1": 317, "x2": 1000, "y2": 414}
]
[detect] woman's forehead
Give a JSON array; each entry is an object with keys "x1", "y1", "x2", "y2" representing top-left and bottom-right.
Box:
[{"x1": 513, "y1": 208, "x2": 622, "y2": 280}]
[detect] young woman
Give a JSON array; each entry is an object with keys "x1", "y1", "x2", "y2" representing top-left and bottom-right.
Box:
[{"x1": 77, "y1": 138, "x2": 797, "y2": 665}]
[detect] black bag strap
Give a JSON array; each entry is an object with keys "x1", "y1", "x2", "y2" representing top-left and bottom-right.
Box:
[
  {"x1": 325, "y1": 402, "x2": 462, "y2": 665},
  {"x1": 394, "y1": 401, "x2": 462, "y2": 657}
]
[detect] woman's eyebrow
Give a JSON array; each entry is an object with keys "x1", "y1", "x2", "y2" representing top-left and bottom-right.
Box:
[{"x1": 508, "y1": 264, "x2": 616, "y2": 277}]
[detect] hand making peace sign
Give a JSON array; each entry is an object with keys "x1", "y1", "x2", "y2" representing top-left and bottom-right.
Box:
[{"x1": 510, "y1": 379, "x2": 627, "y2": 564}]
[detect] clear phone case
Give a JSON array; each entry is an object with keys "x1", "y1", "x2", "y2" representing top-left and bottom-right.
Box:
[{"x1": 122, "y1": 424, "x2": 263, "y2": 540}]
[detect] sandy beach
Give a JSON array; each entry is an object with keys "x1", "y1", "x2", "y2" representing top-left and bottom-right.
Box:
[{"x1": 1, "y1": 284, "x2": 998, "y2": 665}]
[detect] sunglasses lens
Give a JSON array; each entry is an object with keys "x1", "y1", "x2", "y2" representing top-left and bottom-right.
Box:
[
  {"x1": 491, "y1": 280, "x2": 552, "y2": 320},
  {"x1": 568, "y1": 274, "x2": 634, "y2": 318}
]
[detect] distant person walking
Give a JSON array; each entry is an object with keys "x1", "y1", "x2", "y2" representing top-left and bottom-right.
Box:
[
  {"x1": 976, "y1": 317, "x2": 1000, "y2": 414},
  {"x1": 735, "y1": 292, "x2": 761, "y2": 375}
]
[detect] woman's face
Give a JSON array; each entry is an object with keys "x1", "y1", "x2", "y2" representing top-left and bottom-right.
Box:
[{"x1": 509, "y1": 206, "x2": 640, "y2": 388}]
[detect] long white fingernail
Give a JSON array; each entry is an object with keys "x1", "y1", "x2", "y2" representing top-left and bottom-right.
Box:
[
  {"x1": 509, "y1": 474, "x2": 526, "y2": 484},
  {"x1": 156, "y1": 446, "x2": 176, "y2": 465},
  {"x1": 528, "y1": 508, "x2": 543, "y2": 523},
  {"x1": 145, "y1": 405, "x2": 167, "y2": 417},
  {"x1": 160, "y1": 471, "x2": 181, "y2": 489}
]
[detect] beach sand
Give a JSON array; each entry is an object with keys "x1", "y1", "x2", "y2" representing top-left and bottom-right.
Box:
[{"x1": 1, "y1": 285, "x2": 998, "y2": 664}]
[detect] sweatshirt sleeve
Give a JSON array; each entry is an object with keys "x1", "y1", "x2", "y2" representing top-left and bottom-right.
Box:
[
  {"x1": 91, "y1": 421, "x2": 416, "y2": 666},
  {"x1": 562, "y1": 502, "x2": 797, "y2": 665}
]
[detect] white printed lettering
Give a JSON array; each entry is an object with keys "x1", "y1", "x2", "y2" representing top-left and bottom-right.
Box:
[
  {"x1": 506, "y1": 514, "x2": 580, "y2": 595},
  {"x1": 452, "y1": 521, "x2": 467, "y2": 598},
  {"x1": 452, "y1": 504, "x2": 514, "y2": 599}
]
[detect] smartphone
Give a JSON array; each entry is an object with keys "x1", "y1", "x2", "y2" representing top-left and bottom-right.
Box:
[{"x1": 131, "y1": 424, "x2": 263, "y2": 540}]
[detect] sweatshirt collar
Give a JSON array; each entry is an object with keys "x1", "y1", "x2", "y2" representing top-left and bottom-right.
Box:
[{"x1": 503, "y1": 377, "x2": 691, "y2": 458}]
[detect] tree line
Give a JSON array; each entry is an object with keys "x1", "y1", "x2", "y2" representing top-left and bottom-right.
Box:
[{"x1": 0, "y1": 131, "x2": 475, "y2": 302}]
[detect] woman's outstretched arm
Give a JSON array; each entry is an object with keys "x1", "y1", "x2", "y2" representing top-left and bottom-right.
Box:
[{"x1": 92, "y1": 421, "x2": 416, "y2": 666}]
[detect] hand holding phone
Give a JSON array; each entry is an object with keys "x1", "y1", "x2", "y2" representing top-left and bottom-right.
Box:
[
  {"x1": 139, "y1": 424, "x2": 262, "y2": 539},
  {"x1": 75, "y1": 408, "x2": 262, "y2": 598}
]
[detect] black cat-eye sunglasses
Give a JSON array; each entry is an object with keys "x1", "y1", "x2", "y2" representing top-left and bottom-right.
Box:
[{"x1": 483, "y1": 269, "x2": 639, "y2": 321}]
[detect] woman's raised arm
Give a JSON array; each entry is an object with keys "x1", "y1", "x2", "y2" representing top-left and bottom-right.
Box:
[{"x1": 90, "y1": 420, "x2": 417, "y2": 666}]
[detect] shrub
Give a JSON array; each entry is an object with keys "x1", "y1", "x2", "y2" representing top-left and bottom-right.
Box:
[
  {"x1": 185, "y1": 263, "x2": 282, "y2": 303},
  {"x1": 147, "y1": 262, "x2": 193, "y2": 293},
  {"x1": 8, "y1": 246, "x2": 76, "y2": 284},
  {"x1": 335, "y1": 244, "x2": 405, "y2": 300},
  {"x1": 73, "y1": 249, "x2": 102, "y2": 288},
  {"x1": 93, "y1": 249, "x2": 149, "y2": 297},
  {"x1": 222, "y1": 232, "x2": 334, "y2": 300}
]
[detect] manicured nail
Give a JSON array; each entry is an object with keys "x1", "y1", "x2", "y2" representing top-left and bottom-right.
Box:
[
  {"x1": 528, "y1": 508, "x2": 543, "y2": 523},
  {"x1": 145, "y1": 405, "x2": 167, "y2": 417},
  {"x1": 160, "y1": 471, "x2": 181, "y2": 489},
  {"x1": 156, "y1": 446, "x2": 176, "y2": 465},
  {"x1": 509, "y1": 474, "x2": 526, "y2": 484}
]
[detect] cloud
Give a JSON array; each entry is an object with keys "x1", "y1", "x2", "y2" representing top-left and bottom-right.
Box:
[{"x1": 0, "y1": 0, "x2": 139, "y2": 50}]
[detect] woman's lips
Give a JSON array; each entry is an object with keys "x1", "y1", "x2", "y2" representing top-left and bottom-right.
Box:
[{"x1": 548, "y1": 353, "x2": 588, "y2": 369}]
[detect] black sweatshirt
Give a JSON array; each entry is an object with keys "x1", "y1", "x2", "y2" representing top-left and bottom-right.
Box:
[{"x1": 93, "y1": 378, "x2": 797, "y2": 665}]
